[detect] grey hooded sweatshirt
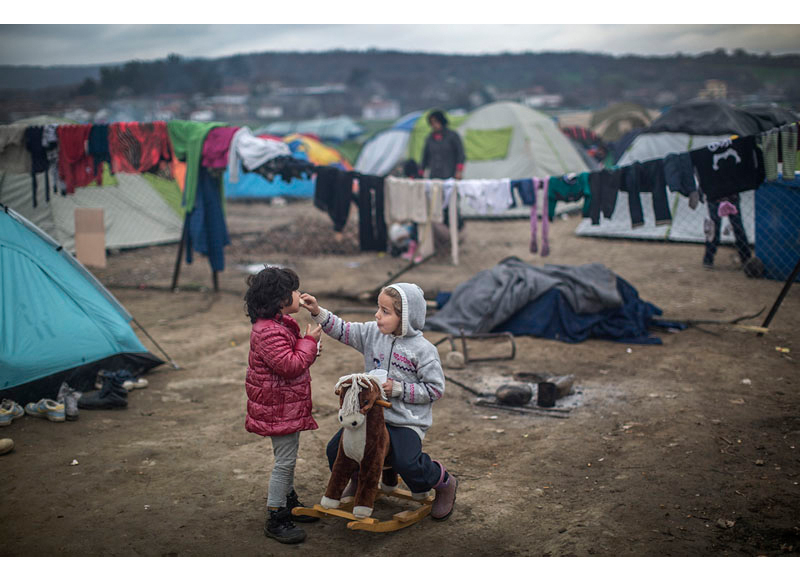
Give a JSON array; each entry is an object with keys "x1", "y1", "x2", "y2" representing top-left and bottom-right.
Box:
[{"x1": 312, "y1": 282, "x2": 445, "y2": 440}]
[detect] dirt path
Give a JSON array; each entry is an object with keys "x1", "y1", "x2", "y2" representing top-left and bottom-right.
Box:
[{"x1": 1, "y1": 200, "x2": 799, "y2": 557}]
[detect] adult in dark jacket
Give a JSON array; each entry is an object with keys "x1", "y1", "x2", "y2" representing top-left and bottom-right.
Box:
[
  {"x1": 420, "y1": 110, "x2": 465, "y2": 179},
  {"x1": 420, "y1": 110, "x2": 466, "y2": 232}
]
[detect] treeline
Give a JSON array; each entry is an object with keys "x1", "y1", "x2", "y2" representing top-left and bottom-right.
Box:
[{"x1": 3, "y1": 49, "x2": 800, "y2": 109}]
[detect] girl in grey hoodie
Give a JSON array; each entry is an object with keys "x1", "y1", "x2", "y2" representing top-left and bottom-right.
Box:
[{"x1": 300, "y1": 282, "x2": 458, "y2": 520}]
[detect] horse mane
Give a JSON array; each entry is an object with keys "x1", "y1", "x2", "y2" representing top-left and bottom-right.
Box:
[{"x1": 335, "y1": 373, "x2": 388, "y2": 416}]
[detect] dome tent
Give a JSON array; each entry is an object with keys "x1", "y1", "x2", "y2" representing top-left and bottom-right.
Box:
[
  {"x1": 354, "y1": 111, "x2": 423, "y2": 176},
  {"x1": 456, "y1": 101, "x2": 590, "y2": 218},
  {"x1": 0, "y1": 205, "x2": 162, "y2": 405}
]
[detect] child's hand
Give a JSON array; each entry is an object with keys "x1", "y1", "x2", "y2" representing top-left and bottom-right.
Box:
[
  {"x1": 383, "y1": 379, "x2": 394, "y2": 398},
  {"x1": 300, "y1": 293, "x2": 320, "y2": 316},
  {"x1": 305, "y1": 323, "x2": 322, "y2": 343}
]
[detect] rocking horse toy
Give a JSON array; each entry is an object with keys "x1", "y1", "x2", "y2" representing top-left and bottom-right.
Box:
[{"x1": 290, "y1": 373, "x2": 433, "y2": 532}]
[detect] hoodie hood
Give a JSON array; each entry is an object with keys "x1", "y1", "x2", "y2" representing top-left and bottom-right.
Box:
[{"x1": 387, "y1": 283, "x2": 426, "y2": 338}]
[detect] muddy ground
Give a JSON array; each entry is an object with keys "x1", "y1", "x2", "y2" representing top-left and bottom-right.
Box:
[{"x1": 1, "y1": 198, "x2": 799, "y2": 559}]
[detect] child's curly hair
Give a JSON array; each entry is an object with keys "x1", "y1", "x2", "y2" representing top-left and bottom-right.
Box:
[{"x1": 244, "y1": 267, "x2": 299, "y2": 323}]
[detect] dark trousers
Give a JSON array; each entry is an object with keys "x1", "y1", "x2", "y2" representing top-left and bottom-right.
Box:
[
  {"x1": 326, "y1": 425, "x2": 442, "y2": 493},
  {"x1": 704, "y1": 199, "x2": 752, "y2": 265}
]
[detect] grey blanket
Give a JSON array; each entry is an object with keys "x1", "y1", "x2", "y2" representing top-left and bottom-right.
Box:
[{"x1": 425, "y1": 257, "x2": 623, "y2": 335}]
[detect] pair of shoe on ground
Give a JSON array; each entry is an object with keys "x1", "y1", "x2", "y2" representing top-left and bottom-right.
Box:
[{"x1": 1, "y1": 398, "x2": 67, "y2": 423}]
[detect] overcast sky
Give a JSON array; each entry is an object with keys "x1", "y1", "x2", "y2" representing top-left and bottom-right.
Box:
[{"x1": 3, "y1": 5, "x2": 799, "y2": 67}]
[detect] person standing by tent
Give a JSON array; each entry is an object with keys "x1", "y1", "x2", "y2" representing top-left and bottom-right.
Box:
[{"x1": 421, "y1": 110, "x2": 466, "y2": 232}]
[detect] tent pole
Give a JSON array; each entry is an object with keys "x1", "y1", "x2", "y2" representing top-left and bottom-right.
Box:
[
  {"x1": 132, "y1": 318, "x2": 180, "y2": 370},
  {"x1": 170, "y1": 216, "x2": 188, "y2": 292},
  {"x1": 758, "y1": 255, "x2": 800, "y2": 336}
]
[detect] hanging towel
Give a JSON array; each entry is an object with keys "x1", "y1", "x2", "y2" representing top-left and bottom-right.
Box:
[
  {"x1": 109, "y1": 121, "x2": 172, "y2": 175},
  {"x1": 201, "y1": 126, "x2": 238, "y2": 169},
  {"x1": 185, "y1": 166, "x2": 230, "y2": 272},
  {"x1": 483, "y1": 178, "x2": 514, "y2": 214},
  {"x1": 385, "y1": 176, "x2": 428, "y2": 223}
]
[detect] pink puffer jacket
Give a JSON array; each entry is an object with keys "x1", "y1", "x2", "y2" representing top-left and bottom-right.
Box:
[{"x1": 245, "y1": 314, "x2": 319, "y2": 436}]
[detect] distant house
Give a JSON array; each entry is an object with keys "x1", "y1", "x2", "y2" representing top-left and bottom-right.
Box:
[
  {"x1": 522, "y1": 94, "x2": 563, "y2": 109},
  {"x1": 698, "y1": 79, "x2": 728, "y2": 100},
  {"x1": 362, "y1": 99, "x2": 401, "y2": 120},
  {"x1": 256, "y1": 105, "x2": 284, "y2": 119}
]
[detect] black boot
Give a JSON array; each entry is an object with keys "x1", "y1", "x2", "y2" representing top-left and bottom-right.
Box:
[
  {"x1": 264, "y1": 507, "x2": 306, "y2": 544},
  {"x1": 286, "y1": 489, "x2": 319, "y2": 523},
  {"x1": 78, "y1": 372, "x2": 128, "y2": 410}
]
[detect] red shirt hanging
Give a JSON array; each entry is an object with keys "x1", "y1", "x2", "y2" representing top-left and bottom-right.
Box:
[
  {"x1": 109, "y1": 121, "x2": 172, "y2": 174},
  {"x1": 57, "y1": 124, "x2": 101, "y2": 194}
]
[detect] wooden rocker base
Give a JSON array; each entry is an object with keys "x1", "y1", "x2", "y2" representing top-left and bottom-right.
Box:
[{"x1": 292, "y1": 487, "x2": 433, "y2": 532}]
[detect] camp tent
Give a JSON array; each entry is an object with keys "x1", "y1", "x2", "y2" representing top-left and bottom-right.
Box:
[
  {"x1": 575, "y1": 101, "x2": 799, "y2": 243},
  {"x1": 456, "y1": 101, "x2": 590, "y2": 217},
  {"x1": 0, "y1": 117, "x2": 184, "y2": 254},
  {"x1": 354, "y1": 111, "x2": 423, "y2": 176},
  {"x1": 590, "y1": 102, "x2": 654, "y2": 143},
  {"x1": 1, "y1": 205, "x2": 162, "y2": 405}
]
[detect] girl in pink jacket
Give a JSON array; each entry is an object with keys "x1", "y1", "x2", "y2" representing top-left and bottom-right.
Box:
[{"x1": 244, "y1": 267, "x2": 322, "y2": 544}]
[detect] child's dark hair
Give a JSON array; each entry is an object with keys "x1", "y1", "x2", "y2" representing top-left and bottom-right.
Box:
[
  {"x1": 427, "y1": 110, "x2": 448, "y2": 128},
  {"x1": 244, "y1": 267, "x2": 299, "y2": 323}
]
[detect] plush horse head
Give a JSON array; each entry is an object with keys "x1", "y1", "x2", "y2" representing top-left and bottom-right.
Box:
[
  {"x1": 322, "y1": 373, "x2": 393, "y2": 519},
  {"x1": 335, "y1": 373, "x2": 391, "y2": 431}
]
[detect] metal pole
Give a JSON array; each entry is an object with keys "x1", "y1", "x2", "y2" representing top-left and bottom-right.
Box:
[
  {"x1": 759, "y1": 255, "x2": 800, "y2": 336},
  {"x1": 132, "y1": 318, "x2": 180, "y2": 370},
  {"x1": 170, "y1": 216, "x2": 188, "y2": 292}
]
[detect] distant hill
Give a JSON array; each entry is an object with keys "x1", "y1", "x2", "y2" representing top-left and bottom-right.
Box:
[
  {"x1": 0, "y1": 64, "x2": 106, "y2": 90},
  {"x1": 2, "y1": 49, "x2": 799, "y2": 118}
]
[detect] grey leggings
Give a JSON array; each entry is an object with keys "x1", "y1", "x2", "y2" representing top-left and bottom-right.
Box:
[{"x1": 267, "y1": 431, "x2": 300, "y2": 508}]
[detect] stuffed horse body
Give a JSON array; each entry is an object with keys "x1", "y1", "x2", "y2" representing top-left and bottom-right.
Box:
[{"x1": 321, "y1": 373, "x2": 392, "y2": 518}]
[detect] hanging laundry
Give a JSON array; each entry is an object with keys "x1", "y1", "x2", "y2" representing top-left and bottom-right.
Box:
[
  {"x1": 547, "y1": 173, "x2": 590, "y2": 221},
  {"x1": 0, "y1": 124, "x2": 31, "y2": 174},
  {"x1": 251, "y1": 156, "x2": 315, "y2": 183},
  {"x1": 663, "y1": 152, "x2": 699, "y2": 201},
  {"x1": 385, "y1": 176, "x2": 428, "y2": 223},
  {"x1": 227, "y1": 126, "x2": 291, "y2": 183},
  {"x1": 781, "y1": 124, "x2": 798, "y2": 177},
  {"x1": 167, "y1": 120, "x2": 227, "y2": 213},
  {"x1": 43, "y1": 125, "x2": 63, "y2": 195},
  {"x1": 87, "y1": 124, "x2": 112, "y2": 176},
  {"x1": 201, "y1": 126, "x2": 238, "y2": 169},
  {"x1": 690, "y1": 135, "x2": 765, "y2": 203},
  {"x1": 587, "y1": 169, "x2": 621, "y2": 225},
  {"x1": 57, "y1": 124, "x2": 101, "y2": 194},
  {"x1": 314, "y1": 166, "x2": 356, "y2": 232},
  {"x1": 24, "y1": 126, "x2": 49, "y2": 207},
  {"x1": 511, "y1": 179, "x2": 538, "y2": 253},
  {"x1": 534, "y1": 177, "x2": 550, "y2": 257},
  {"x1": 356, "y1": 174, "x2": 388, "y2": 252},
  {"x1": 109, "y1": 121, "x2": 172, "y2": 175},
  {"x1": 759, "y1": 129, "x2": 779, "y2": 182},
  {"x1": 184, "y1": 166, "x2": 230, "y2": 273}
]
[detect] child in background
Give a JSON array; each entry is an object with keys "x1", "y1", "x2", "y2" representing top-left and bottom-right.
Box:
[
  {"x1": 243, "y1": 267, "x2": 322, "y2": 544},
  {"x1": 300, "y1": 283, "x2": 458, "y2": 520}
]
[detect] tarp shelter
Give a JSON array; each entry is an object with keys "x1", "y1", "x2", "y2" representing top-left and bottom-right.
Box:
[
  {"x1": 354, "y1": 111, "x2": 423, "y2": 176},
  {"x1": 456, "y1": 101, "x2": 590, "y2": 217},
  {"x1": 426, "y1": 257, "x2": 679, "y2": 344},
  {"x1": 575, "y1": 101, "x2": 799, "y2": 243},
  {"x1": 258, "y1": 116, "x2": 364, "y2": 142},
  {"x1": 0, "y1": 205, "x2": 162, "y2": 405},
  {"x1": 0, "y1": 117, "x2": 184, "y2": 254}
]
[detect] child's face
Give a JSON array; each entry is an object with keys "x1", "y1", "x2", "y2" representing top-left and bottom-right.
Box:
[
  {"x1": 375, "y1": 292, "x2": 401, "y2": 335},
  {"x1": 280, "y1": 290, "x2": 301, "y2": 315}
]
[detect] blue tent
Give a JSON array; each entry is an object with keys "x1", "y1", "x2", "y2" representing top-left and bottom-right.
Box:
[{"x1": 1, "y1": 205, "x2": 162, "y2": 404}]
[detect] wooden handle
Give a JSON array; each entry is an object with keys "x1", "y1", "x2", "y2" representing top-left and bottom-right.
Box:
[{"x1": 375, "y1": 399, "x2": 392, "y2": 408}]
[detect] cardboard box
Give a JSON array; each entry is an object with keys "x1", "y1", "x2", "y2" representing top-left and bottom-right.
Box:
[{"x1": 74, "y1": 208, "x2": 106, "y2": 268}]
